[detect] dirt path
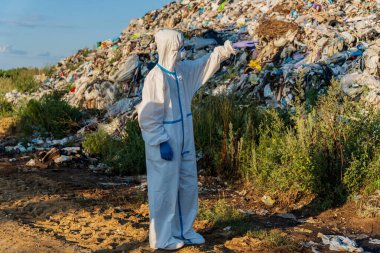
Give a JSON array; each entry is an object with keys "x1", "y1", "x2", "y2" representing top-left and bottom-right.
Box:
[
  {"x1": 0, "y1": 152, "x2": 379, "y2": 253},
  {"x1": 0, "y1": 219, "x2": 79, "y2": 253}
]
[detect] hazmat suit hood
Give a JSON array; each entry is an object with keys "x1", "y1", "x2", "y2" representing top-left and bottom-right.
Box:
[{"x1": 155, "y1": 29, "x2": 184, "y2": 72}]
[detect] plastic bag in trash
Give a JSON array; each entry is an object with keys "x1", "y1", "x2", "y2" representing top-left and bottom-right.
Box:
[{"x1": 111, "y1": 55, "x2": 141, "y2": 82}]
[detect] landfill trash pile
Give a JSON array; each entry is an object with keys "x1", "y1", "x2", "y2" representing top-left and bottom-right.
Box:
[
  {"x1": 2, "y1": 135, "x2": 80, "y2": 154},
  {"x1": 0, "y1": 135, "x2": 85, "y2": 170},
  {"x1": 3, "y1": 0, "x2": 380, "y2": 137}
]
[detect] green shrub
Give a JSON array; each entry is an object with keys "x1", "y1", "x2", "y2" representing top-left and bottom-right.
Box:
[
  {"x1": 14, "y1": 73, "x2": 39, "y2": 93},
  {"x1": 310, "y1": 82, "x2": 380, "y2": 199},
  {"x1": 247, "y1": 229, "x2": 286, "y2": 246},
  {"x1": 66, "y1": 60, "x2": 83, "y2": 71},
  {"x1": 364, "y1": 152, "x2": 380, "y2": 194},
  {"x1": 344, "y1": 148, "x2": 380, "y2": 196},
  {"x1": 82, "y1": 120, "x2": 145, "y2": 175},
  {"x1": 0, "y1": 68, "x2": 40, "y2": 93},
  {"x1": 42, "y1": 65, "x2": 56, "y2": 77},
  {"x1": 192, "y1": 94, "x2": 261, "y2": 177},
  {"x1": 81, "y1": 48, "x2": 91, "y2": 58},
  {"x1": 198, "y1": 198, "x2": 243, "y2": 226},
  {"x1": 192, "y1": 93, "x2": 315, "y2": 193},
  {"x1": 0, "y1": 77, "x2": 15, "y2": 94},
  {"x1": 0, "y1": 97, "x2": 14, "y2": 117},
  {"x1": 17, "y1": 91, "x2": 81, "y2": 137},
  {"x1": 193, "y1": 80, "x2": 380, "y2": 206},
  {"x1": 82, "y1": 128, "x2": 109, "y2": 155},
  {"x1": 239, "y1": 109, "x2": 315, "y2": 193},
  {"x1": 109, "y1": 48, "x2": 122, "y2": 65},
  {"x1": 123, "y1": 119, "x2": 146, "y2": 170}
]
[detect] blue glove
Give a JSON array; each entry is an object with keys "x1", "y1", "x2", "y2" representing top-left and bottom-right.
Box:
[
  {"x1": 160, "y1": 141, "x2": 173, "y2": 161},
  {"x1": 232, "y1": 40, "x2": 257, "y2": 49},
  {"x1": 350, "y1": 50, "x2": 363, "y2": 58}
]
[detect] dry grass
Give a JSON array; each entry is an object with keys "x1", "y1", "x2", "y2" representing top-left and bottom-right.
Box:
[
  {"x1": 0, "y1": 77, "x2": 15, "y2": 94},
  {"x1": 256, "y1": 19, "x2": 299, "y2": 40},
  {"x1": 0, "y1": 116, "x2": 17, "y2": 137},
  {"x1": 358, "y1": 190, "x2": 380, "y2": 218}
]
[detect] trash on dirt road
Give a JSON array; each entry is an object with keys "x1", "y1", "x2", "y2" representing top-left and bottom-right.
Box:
[
  {"x1": 238, "y1": 209, "x2": 255, "y2": 215},
  {"x1": 54, "y1": 155, "x2": 71, "y2": 164},
  {"x1": 293, "y1": 227, "x2": 313, "y2": 234},
  {"x1": 223, "y1": 226, "x2": 231, "y2": 231},
  {"x1": 98, "y1": 182, "x2": 127, "y2": 187},
  {"x1": 25, "y1": 159, "x2": 36, "y2": 167},
  {"x1": 261, "y1": 195, "x2": 275, "y2": 206},
  {"x1": 368, "y1": 238, "x2": 380, "y2": 245},
  {"x1": 224, "y1": 236, "x2": 262, "y2": 252},
  {"x1": 276, "y1": 212, "x2": 297, "y2": 220},
  {"x1": 318, "y1": 232, "x2": 364, "y2": 252},
  {"x1": 255, "y1": 209, "x2": 269, "y2": 216}
]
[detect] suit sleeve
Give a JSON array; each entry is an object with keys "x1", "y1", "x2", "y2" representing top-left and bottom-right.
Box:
[
  {"x1": 137, "y1": 71, "x2": 170, "y2": 146},
  {"x1": 180, "y1": 40, "x2": 236, "y2": 96}
]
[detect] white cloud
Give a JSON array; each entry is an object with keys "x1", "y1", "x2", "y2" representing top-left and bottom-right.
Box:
[
  {"x1": 0, "y1": 15, "x2": 77, "y2": 29},
  {"x1": 0, "y1": 45, "x2": 27, "y2": 55},
  {"x1": 0, "y1": 45, "x2": 10, "y2": 53}
]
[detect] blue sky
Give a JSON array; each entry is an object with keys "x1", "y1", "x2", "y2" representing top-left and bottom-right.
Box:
[{"x1": 0, "y1": 0, "x2": 172, "y2": 70}]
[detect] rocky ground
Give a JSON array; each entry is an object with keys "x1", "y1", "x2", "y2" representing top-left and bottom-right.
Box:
[{"x1": 0, "y1": 151, "x2": 379, "y2": 253}]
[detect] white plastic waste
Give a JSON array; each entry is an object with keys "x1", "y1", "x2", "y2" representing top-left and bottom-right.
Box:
[
  {"x1": 184, "y1": 37, "x2": 217, "y2": 50},
  {"x1": 341, "y1": 72, "x2": 380, "y2": 107},
  {"x1": 54, "y1": 155, "x2": 71, "y2": 164},
  {"x1": 111, "y1": 54, "x2": 141, "y2": 82},
  {"x1": 25, "y1": 159, "x2": 36, "y2": 167},
  {"x1": 276, "y1": 213, "x2": 297, "y2": 220},
  {"x1": 107, "y1": 97, "x2": 134, "y2": 117},
  {"x1": 318, "y1": 233, "x2": 364, "y2": 252},
  {"x1": 369, "y1": 238, "x2": 380, "y2": 245}
]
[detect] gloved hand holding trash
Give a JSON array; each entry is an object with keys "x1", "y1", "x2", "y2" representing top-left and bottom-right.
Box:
[{"x1": 232, "y1": 40, "x2": 257, "y2": 50}]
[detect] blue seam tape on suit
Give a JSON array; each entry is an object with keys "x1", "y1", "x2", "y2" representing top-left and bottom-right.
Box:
[
  {"x1": 174, "y1": 74, "x2": 185, "y2": 154},
  {"x1": 177, "y1": 191, "x2": 185, "y2": 240},
  {"x1": 163, "y1": 119, "x2": 182, "y2": 124},
  {"x1": 157, "y1": 63, "x2": 176, "y2": 75},
  {"x1": 174, "y1": 71, "x2": 186, "y2": 240},
  {"x1": 163, "y1": 113, "x2": 191, "y2": 124}
]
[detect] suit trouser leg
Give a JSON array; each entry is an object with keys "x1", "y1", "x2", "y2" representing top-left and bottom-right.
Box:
[
  {"x1": 173, "y1": 159, "x2": 199, "y2": 240},
  {"x1": 146, "y1": 157, "x2": 180, "y2": 248}
]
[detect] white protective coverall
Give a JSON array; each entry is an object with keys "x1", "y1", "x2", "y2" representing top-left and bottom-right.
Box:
[{"x1": 137, "y1": 29, "x2": 236, "y2": 249}]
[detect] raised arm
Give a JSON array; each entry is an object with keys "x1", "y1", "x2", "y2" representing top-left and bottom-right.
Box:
[{"x1": 179, "y1": 40, "x2": 236, "y2": 96}]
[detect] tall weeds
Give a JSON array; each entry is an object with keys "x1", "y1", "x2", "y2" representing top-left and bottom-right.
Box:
[
  {"x1": 193, "y1": 80, "x2": 380, "y2": 204},
  {"x1": 17, "y1": 91, "x2": 82, "y2": 138},
  {"x1": 0, "y1": 68, "x2": 40, "y2": 93},
  {"x1": 82, "y1": 120, "x2": 145, "y2": 175}
]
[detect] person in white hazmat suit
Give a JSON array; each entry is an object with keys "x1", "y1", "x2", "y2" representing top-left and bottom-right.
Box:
[{"x1": 137, "y1": 29, "x2": 254, "y2": 250}]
